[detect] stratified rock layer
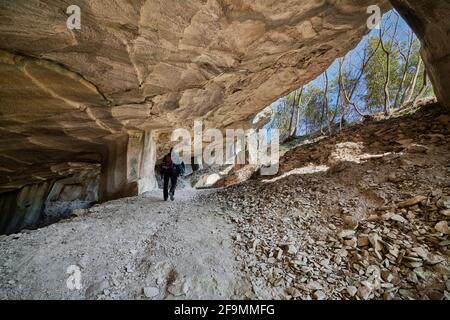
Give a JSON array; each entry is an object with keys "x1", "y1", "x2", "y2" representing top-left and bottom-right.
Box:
[{"x1": 0, "y1": 0, "x2": 389, "y2": 193}]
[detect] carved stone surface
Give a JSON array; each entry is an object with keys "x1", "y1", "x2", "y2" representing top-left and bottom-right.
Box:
[{"x1": 0, "y1": 0, "x2": 390, "y2": 193}]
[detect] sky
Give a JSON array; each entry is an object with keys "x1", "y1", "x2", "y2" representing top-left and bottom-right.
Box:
[
  {"x1": 269, "y1": 9, "x2": 417, "y2": 113},
  {"x1": 257, "y1": 9, "x2": 422, "y2": 139},
  {"x1": 308, "y1": 10, "x2": 413, "y2": 89}
]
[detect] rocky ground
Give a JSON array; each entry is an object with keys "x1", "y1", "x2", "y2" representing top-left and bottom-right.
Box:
[
  {"x1": 0, "y1": 102, "x2": 449, "y2": 300},
  {"x1": 208, "y1": 102, "x2": 450, "y2": 300},
  {"x1": 0, "y1": 189, "x2": 250, "y2": 300}
]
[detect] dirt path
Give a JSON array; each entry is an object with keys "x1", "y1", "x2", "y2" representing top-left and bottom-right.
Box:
[
  {"x1": 0, "y1": 189, "x2": 249, "y2": 300},
  {"x1": 1, "y1": 103, "x2": 448, "y2": 301}
]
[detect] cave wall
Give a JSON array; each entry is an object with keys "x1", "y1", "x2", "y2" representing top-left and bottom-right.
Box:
[
  {"x1": 99, "y1": 134, "x2": 133, "y2": 201},
  {"x1": 0, "y1": 127, "x2": 158, "y2": 234},
  {"x1": 0, "y1": 165, "x2": 101, "y2": 234},
  {"x1": 138, "y1": 131, "x2": 158, "y2": 194},
  {"x1": 0, "y1": 180, "x2": 54, "y2": 234},
  {"x1": 99, "y1": 130, "x2": 158, "y2": 201},
  {"x1": 43, "y1": 170, "x2": 100, "y2": 225}
]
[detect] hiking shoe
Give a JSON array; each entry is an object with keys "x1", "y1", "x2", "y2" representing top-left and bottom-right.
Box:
[{"x1": 169, "y1": 192, "x2": 174, "y2": 201}]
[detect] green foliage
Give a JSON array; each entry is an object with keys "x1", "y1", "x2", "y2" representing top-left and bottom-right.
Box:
[
  {"x1": 266, "y1": 10, "x2": 435, "y2": 139},
  {"x1": 269, "y1": 98, "x2": 292, "y2": 140},
  {"x1": 364, "y1": 36, "x2": 401, "y2": 111},
  {"x1": 301, "y1": 85, "x2": 325, "y2": 133}
]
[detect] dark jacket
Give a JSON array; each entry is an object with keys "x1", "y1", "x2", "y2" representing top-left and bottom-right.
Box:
[
  {"x1": 160, "y1": 154, "x2": 185, "y2": 177},
  {"x1": 160, "y1": 153, "x2": 172, "y2": 177}
]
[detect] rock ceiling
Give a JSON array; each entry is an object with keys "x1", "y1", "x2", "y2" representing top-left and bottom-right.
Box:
[{"x1": 2, "y1": 0, "x2": 424, "y2": 193}]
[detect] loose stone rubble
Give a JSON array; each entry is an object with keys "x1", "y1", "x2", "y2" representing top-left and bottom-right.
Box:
[
  {"x1": 205, "y1": 102, "x2": 450, "y2": 300},
  {"x1": 0, "y1": 102, "x2": 448, "y2": 300}
]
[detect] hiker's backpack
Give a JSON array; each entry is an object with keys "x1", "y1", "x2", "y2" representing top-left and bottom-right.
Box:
[{"x1": 163, "y1": 154, "x2": 173, "y2": 171}]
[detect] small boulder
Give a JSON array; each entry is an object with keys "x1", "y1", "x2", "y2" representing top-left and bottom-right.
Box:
[
  {"x1": 390, "y1": 214, "x2": 407, "y2": 223},
  {"x1": 338, "y1": 229, "x2": 356, "y2": 240},
  {"x1": 398, "y1": 196, "x2": 426, "y2": 208},
  {"x1": 346, "y1": 286, "x2": 357, "y2": 297},
  {"x1": 405, "y1": 144, "x2": 429, "y2": 154},
  {"x1": 313, "y1": 290, "x2": 326, "y2": 300},
  {"x1": 435, "y1": 221, "x2": 450, "y2": 234},
  {"x1": 343, "y1": 216, "x2": 358, "y2": 229},
  {"x1": 357, "y1": 234, "x2": 370, "y2": 247},
  {"x1": 357, "y1": 285, "x2": 372, "y2": 300},
  {"x1": 143, "y1": 286, "x2": 159, "y2": 298}
]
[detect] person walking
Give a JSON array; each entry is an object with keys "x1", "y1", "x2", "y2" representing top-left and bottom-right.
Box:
[{"x1": 160, "y1": 148, "x2": 185, "y2": 201}]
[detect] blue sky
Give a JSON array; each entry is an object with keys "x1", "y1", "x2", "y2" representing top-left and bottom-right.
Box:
[
  {"x1": 261, "y1": 9, "x2": 421, "y2": 138},
  {"x1": 308, "y1": 10, "x2": 413, "y2": 91},
  {"x1": 269, "y1": 9, "x2": 416, "y2": 112}
]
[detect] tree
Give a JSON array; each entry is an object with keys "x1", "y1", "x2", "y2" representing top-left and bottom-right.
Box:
[
  {"x1": 394, "y1": 29, "x2": 415, "y2": 108},
  {"x1": 287, "y1": 88, "x2": 303, "y2": 137},
  {"x1": 300, "y1": 85, "x2": 325, "y2": 135},
  {"x1": 265, "y1": 9, "x2": 435, "y2": 140},
  {"x1": 364, "y1": 35, "x2": 401, "y2": 113}
]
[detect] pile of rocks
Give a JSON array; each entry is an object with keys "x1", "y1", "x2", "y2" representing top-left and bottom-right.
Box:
[
  {"x1": 207, "y1": 182, "x2": 449, "y2": 300},
  {"x1": 334, "y1": 191, "x2": 450, "y2": 300},
  {"x1": 203, "y1": 103, "x2": 450, "y2": 300}
]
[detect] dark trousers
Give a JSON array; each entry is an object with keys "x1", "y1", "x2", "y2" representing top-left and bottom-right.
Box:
[{"x1": 163, "y1": 171, "x2": 177, "y2": 200}]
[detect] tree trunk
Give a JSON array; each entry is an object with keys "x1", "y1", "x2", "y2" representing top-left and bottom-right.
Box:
[
  {"x1": 380, "y1": 27, "x2": 391, "y2": 116},
  {"x1": 405, "y1": 58, "x2": 423, "y2": 103},
  {"x1": 412, "y1": 67, "x2": 428, "y2": 105},
  {"x1": 287, "y1": 92, "x2": 296, "y2": 138},
  {"x1": 379, "y1": 13, "x2": 399, "y2": 116},
  {"x1": 394, "y1": 32, "x2": 414, "y2": 108},
  {"x1": 338, "y1": 58, "x2": 346, "y2": 131},
  {"x1": 320, "y1": 71, "x2": 330, "y2": 135},
  {"x1": 340, "y1": 57, "x2": 367, "y2": 118},
  {"x1": 330, "y1": 60, "x2": 342, "y2": 126},
  {"x1": 290, "y1": 87, "x2": 303, "y2": 137},
  {"x1": 340, "y1": 38, "x2": 381, "y2": 118}
]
